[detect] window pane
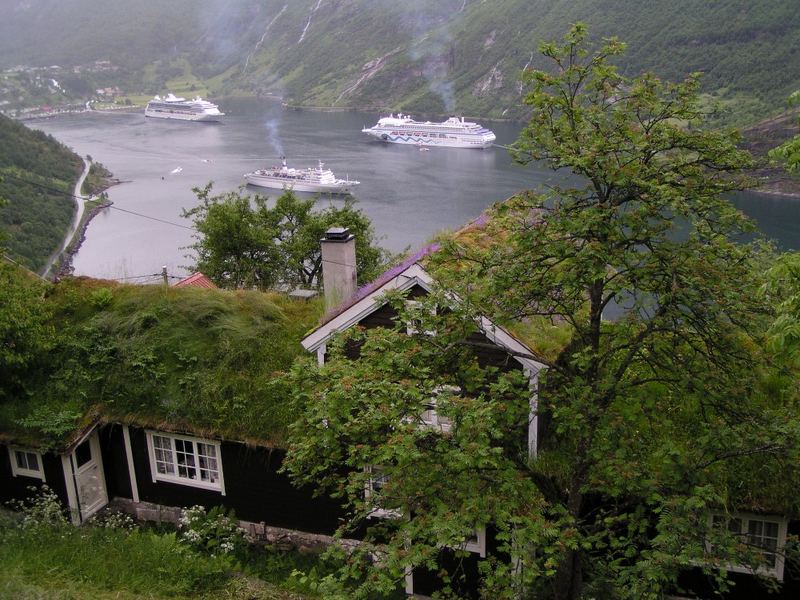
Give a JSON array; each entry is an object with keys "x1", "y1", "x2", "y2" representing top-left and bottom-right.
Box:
[
  {"x1": 747, "y1": 519, "x2": 779, "y2": 569},
  {"x1": 75, "y1": 440, "x2": 92, "y2": 467},
  {"x1": 197, "y1": 443, "x2": 219, "y2": 483},
  {"x1": 729, "y1": 518, "x2": 742, "y2": 534},
  {"x1": 152, "y1": 435, "x2": 175, "y2": 475},
  {"x1": 14, "y1": 450, "x2": 40, "y2": 472},
  {"x1": 25, "y1": 452, "x2": 39, "y2": 471}
]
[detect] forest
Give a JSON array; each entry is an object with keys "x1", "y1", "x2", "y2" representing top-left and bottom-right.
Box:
[{"x1": 0, "y1": 114, "x2": 81, "y2": 272}]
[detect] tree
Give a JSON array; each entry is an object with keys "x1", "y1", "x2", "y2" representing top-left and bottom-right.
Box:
[
  {"x1": 183, "y1": 185, "x2": 392, "y2": 290},
  {"x1": 284, "y1": 25, "x2": 800, "y2": 599},
  {"x1": 768, "y1": 90, "x2": 800, "y2": 172}
]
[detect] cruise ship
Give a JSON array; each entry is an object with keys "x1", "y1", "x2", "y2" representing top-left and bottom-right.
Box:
[
  {"x1": 244, "y1": 159, "x2": 359, "y2": 194},
  {"x1": 361, "y1": 114, "x2": 496, "y2": 148},
  {"x1": 144, "y1": 94, "x2": 224, "y2": 122}
]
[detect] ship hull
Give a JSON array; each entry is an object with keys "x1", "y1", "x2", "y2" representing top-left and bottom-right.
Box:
[
  {"x1": 244, "y1": 175, "x2": 356, "y2": 194},
  {"x1": 144, "y1": 109, "x2": 223, "y2": 122},
  {"x1": 361, "y1": 128, "x2": 495, "y2": 149}
]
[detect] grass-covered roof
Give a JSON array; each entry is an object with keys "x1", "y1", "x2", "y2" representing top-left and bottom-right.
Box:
[{"x1": 0, "y1": 271, "x2": 322, "y2": 449}]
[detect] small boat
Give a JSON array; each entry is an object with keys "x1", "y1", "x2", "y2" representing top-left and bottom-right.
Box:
[{"x1": 243, "y1": 158, "x2": 359, "y2": 194}]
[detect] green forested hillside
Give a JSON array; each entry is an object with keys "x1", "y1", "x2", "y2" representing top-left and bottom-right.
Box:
[
  {"x1": 0, "y1": 115, "x2": 81, "y2": 271},
  {"x1": 1, "y1": 0, "x2": 798, "y2": 125}
]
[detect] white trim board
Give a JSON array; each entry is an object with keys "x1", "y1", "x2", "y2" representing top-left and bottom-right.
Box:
[{"x1": 302, "y1": 262, "x2": 545, "y2": 375}]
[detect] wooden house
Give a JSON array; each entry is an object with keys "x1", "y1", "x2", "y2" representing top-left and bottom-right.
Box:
[{"x1": 2, "y1": 222, "x2": 798, "y2": 598}]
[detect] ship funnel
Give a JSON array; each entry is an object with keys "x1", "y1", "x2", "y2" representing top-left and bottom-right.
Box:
[{"x1": 321, "y1": 227, "x2": 357, "y2": 311}]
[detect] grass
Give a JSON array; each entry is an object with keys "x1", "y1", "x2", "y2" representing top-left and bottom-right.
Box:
[
  {"x1": 0, "y1": 513, "x2": 318, "y2": 600},
  {"x1": 0, "y1": 273, "x2": 324, "y2": 448}
]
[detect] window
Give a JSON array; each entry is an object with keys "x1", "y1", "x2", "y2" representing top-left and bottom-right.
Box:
[
  {"x1": 404, "y1": 299, "x2": 436, "y2": 336},
  {"x1": 419, "y1": 385, "x2": 458, "y2": 432},
  {"x1": 364, "y1": 465, "x2": 401, "y2": 519},
  {"x1": 75, "y1": 439, "x2": 92, "y2": 468},
  {"x1": 709, "y1": 513, "x2": 787, "y2": 580},
  {"x1": 146, "y1": 431, "x2": 224, "y2": 493},
  {"x1": 8, "y1": 446, "x2": 45, "y2": 480},
  {"x1": 461, "y1": 526, "x2": 487, "y2": 557}
]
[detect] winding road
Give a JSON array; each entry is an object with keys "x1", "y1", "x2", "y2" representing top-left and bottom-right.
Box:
[{"x1": 41, "y1": 156, "x2": 91, "y2": 278}]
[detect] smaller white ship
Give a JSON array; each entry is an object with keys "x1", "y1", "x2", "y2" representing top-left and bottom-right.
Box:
[
  {"x1": 244, "y1": 158, "x2": 359, "y2": 194},
  {"x1": 361, "y1": 113, "x2": 496, "y2": 148},
  {"x1": 145, "y1": 94, "x2": 224, "y2": 122}
]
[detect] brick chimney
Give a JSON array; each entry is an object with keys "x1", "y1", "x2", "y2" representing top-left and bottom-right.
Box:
[{"x1": 321, "y1": 227, "x2": 357, "y2": 310}]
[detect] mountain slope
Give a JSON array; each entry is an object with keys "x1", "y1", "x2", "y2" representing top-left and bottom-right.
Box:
[
  {"x1": 1, "y1": 0, "x2": 798, "y2": 125},
  {"x1": 0, "y1": 115, "x2": 82, "y2": 271}
]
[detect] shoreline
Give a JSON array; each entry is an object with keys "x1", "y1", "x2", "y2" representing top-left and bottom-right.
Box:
[
  {"x1": 25, "y1": 98, "x2": 800, "y2": 200},
  {"x1": 54, "y1": 197, "x2": 114, "y2": 280}
]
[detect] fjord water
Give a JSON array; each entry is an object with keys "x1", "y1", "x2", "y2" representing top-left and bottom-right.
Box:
[{"x1": 33, "y1": 99, "x2": 800, "y2": 280}]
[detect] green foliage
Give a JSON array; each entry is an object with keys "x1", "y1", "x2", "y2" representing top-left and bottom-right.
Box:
[
  {"x1": 764, "y1": 251, "x2": 800, "y2": 361},
  {"x1": 0, "y1": 273, "x2": 322, "y2": 447},
  {"x1": 0, "y1": 114, "x2": 82, "y2": 271},
  {"x1": 284, "y1": 298, "x2": 538, "y2": 599},
  {"x1": 0, "y1": 517, "x2": 231, "y2": 597},
  {"x1": 0, "y1": 262, "x2": 54, "y2": 401},
  {"x1": 178, "y1": 505, "x2": 245, "y2": 557},
  {"x1": 7, "y1": 485, "x2": 69, "y2": 530},
  {"x1": 2, "y1": 2, "x2": 797, "y2": 125},
  {"x1": 769, "y1": 90, "x2": 800, "y2": 172},
  {"x1": 183, "y1": 185, "x2": 394, "y2": 291},
  {"x1": 285, "y1": 26, "x2": 800, "y2": 599},
  {"x1": 81, "y1": 161, "x2": 114, "y2": 196},
  {"x1": 0, "y1": 488, "x2": 322, "y2": 599}
]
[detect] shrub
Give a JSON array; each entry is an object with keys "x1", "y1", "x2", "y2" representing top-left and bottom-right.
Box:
[
  {"x1": 6, "y1": 485, "x2": 68, "y2": 529},
  {"x1": 178, "y1": 504, "x2": 245, "y2": 557}
]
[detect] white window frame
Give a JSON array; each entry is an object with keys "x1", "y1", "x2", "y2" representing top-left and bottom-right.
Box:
[
  {"x1": 419, "y1": 385, "x2": 458, "y2": 432},
  {"x1": 364, "y1": 465, "x2": 401, "y2": 519},
  {"x1": 145, "y1": 430, "x2": 225, "y2": 494},
  {"x1": 708, "y1": 512, "x2": 788, "y2": 580},
  {"x1": 7, "y1": 446, "x2": 45, "y2": 481},
  {"x1": 460, "y1": 526, "x2": 487, "y2": 557},
  {"x1": 404, "y1": 299, "x2": 436, "y2": 336}
]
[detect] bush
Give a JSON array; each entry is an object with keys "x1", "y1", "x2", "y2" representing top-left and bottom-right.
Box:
[
  {"x1": 6, "y1": 485, "x2": 68, "y2": 530},
  {"x1": 178, "y1": 504, "x2": 245, "y2": 557}
]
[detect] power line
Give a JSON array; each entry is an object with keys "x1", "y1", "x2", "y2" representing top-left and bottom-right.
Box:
[
  {"x1": 1, "y1": 253, "x2": 50, "y2": 282},
  {"x1": 2, "y1": 173, "x2": 196, "y2": 231},
  {"x1": 104, "y1": 205, "x2": 195, "y2": 230}
]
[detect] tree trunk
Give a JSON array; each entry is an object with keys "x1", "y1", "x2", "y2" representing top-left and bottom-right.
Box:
[{"x1": 553, "y1": 548, "x2": 583, "y2": 600}]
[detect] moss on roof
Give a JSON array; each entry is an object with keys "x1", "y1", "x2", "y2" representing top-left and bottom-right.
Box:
[
  {"x1": 0, "y1": 276, "x2": 322, "y2": 449},
  {"x1": 421, "y1": 206, "x2": 574, "y2": 364}
]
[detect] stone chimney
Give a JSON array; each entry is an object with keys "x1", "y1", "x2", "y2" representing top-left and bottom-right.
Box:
[{"x1": 321, "y1": 227, "x2": 357, "y2": 310}]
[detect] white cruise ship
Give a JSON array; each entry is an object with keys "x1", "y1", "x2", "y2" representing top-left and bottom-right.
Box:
[
  {"x1": 361, "y1": 113, "x2": 496, "y2": 148},
  {"x1": 244, "y1": 158, "x2": 359, "y2": 194},
  {"x1": 144, "y1": 94, "x2": 225, "y2": 122}
]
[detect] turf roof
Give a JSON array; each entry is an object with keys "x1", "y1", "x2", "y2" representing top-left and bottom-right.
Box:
[{"x1": 0, "y1": 275, "x2": 322, "y2": 449}]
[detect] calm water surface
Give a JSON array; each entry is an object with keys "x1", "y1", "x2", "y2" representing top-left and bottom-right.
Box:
[{"x1": 32, "y1": 99, "x2": 800, "y2": 280}]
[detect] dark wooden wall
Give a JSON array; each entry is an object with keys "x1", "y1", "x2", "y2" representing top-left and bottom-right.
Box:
[
  {"x1": 0, "y1": 443, "x2": 68, "y2": 508},
  {"x1": 128, "y1": 426, "x2": 344, "y2": 534},
  {"x1": 99, "y1": 425, "x2": 133, "y2": 501}
]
